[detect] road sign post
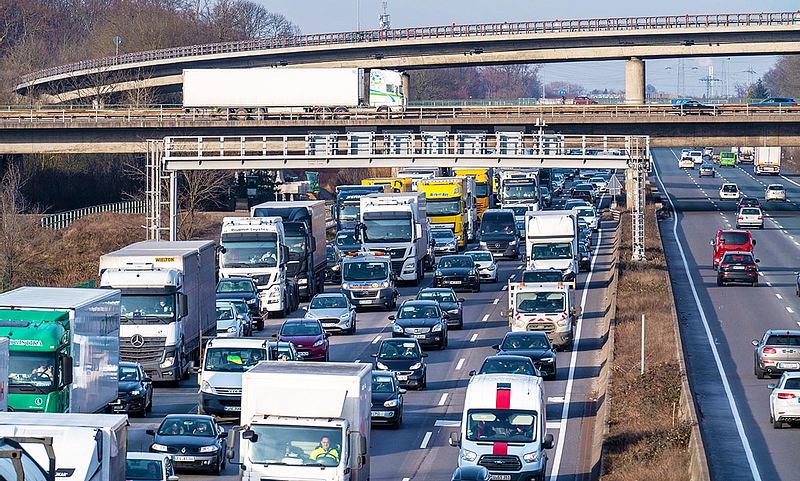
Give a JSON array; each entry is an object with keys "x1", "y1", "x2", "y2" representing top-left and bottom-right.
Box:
[{"x1": 607, "y1": 174, "x2": 622, "y2": 208}]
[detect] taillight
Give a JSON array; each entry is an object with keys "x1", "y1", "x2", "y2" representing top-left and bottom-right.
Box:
[
  {"x1": 719, "y1": 263, "x2": 729, "y2": 269},
  {"x1": 757, "y1": 216, "x2": 763, "y2": 220},
  {"x1": 763, "y1": 347, "x2": 777, "y2": 354},
  {"x1": 748, "y1": 264, "x2": 758, "y2": 269},
  {"x1": 778, "y1": 392, "x2": 796, "y2": 399}
]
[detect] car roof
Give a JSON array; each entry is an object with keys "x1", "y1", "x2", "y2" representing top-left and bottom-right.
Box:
[
  {"x1": 483, "y1": 354, "x2": 534, "y2": 363},
  {"x1": 418, "y1": 287, "x2": 456, "y2": 293},
  {"x1": 401, "y1": 299, "x2": 440, "y2": 307},
  {"x1": 765, "y1": 330, "x2": 800, "y2": 336},
  {"x1": 440, "y1": 255, "x2": 472, "y2": 260},
  {"x1": 218, "y1": 277, "x2": 255, "y2": 283},
  {"x1": 503, "y1": 331, "x2": 549, "y2": 339},
  {"x1": 718, "y1": 229, "x2": 750, "y2": 234},
  {"x1": 312, "y1": 293, "x2": 347, "y2": 299},
  {"x1": 768, "y1": 183, "x2": 784, "y2": 187},
  {"x1": 119, "y1": 361, "x2": 141, "y2": 368},
  {"x1": 282, "y1": 319, "x2": 321, "y2": 325},
  {"x1": 721, "y1": 251, "x2": 754, "y2": 256},
  {"x1": 163, "y1": 414, "x2": 215, "y2": 421},
  {"x1": 464, "y1": 250, "x2": 492, "y2": 256}
]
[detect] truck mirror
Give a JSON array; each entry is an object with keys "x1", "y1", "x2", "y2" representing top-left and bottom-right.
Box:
[
  {"x1": 752, "y1": 239, "x2": 757, "y2": 246},
  {"x1": 359, "y1": 435, "x2": 368, "y2": 456},
  {"x1": 218, "y1": 246, "x2": 227, "y2": 254},
  {"x1": 449, "y1": 432, "x2": 461, "y2": 447},
  {"x1": 226, "y1": 448, "x2": 236, "y2": 460},
  {"x1": 241, "y1": 430, "x2": 258, "y2": 442},
  {"x1": 468, "y1": 370, "x2": 476, "y2": 376},
  {"x1": 60, "y1": 355, "x2": 73, "y2": 387},
  {"x1": 543, "y1": 433, "x2": 554, "y2": 450},
  {"x1": 751, "y1": 339, "x2": 759, "y2": 346},
  {"x1": 387, "y1": 315, "x2": 395, "y2": 321},
  {"x1": 178, "y1": 294, "x2": 188, "y2": 317},
  {"x1": 143, "y1": 376, "x2": 153, "y2": 383},
  {"x1": 491, "y1": 344, "x2": 500, "y2": 350}
]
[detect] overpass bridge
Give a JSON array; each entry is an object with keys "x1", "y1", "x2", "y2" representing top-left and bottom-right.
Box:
[{"x1": 14, "y1": 11, "x2": 800, "y2": 104}]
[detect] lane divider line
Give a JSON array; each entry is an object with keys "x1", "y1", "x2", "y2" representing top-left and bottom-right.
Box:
[
  {"x1": 419, "y1": 431, "x2": 432, "y2": 449},
  {"x1": 456, "y1": 358, "x2": 465, "y2": 371},
  {"x1": 438, "y1": 393, "x2": 449, "y2": 406},
  {"x1": 776, "y1": 294, "x2": 783, "y2": 300},
  {"x1": 372, "y1": 335, "x2": 382, "y2": 344},
  {"x1": 493, "y1": 299, "x2": 500, "y2": 305},
  {"x1": 787, "y1": 307, "x2": 795, "y2": 314},
  {"x1": 470, "y1": 333, "x2": 478, "y2": 342},
  {"x1": 481, "y1": 314, "x2": 489, "y2": 323},
  {"x1": 434, "y1": 420, "x2": 460, "y2": 427}
]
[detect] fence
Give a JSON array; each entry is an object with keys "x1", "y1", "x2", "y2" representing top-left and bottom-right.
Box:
[{"x1": 40, "y1": 200, "x2": 146, "y2": 230}]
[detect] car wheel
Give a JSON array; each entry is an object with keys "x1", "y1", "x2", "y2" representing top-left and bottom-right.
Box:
[
  {"x1": 211, "y1": 456, "x2": 221, "y2": 475},
  {"x1": 796, "y1": 285, "x2": 800, "y2": 297},
  {"x1": 716, "y1": 277, "x2": 724, "y2": 287},
  {"x1": 257, "y1": 319, "x2": 264, "y2": 331},
  {"x1": 755, "y1": 364, "x2": 767, "y2": 379},
  {"x1": 146, "y1": 393, "x2": 153, "y2": 413},
  {"x1": 350, "y1": 318, "x2": 357, "y2": 335},
  {"x1": 324, "y1": 351, "x2": 330, "y2": 362},
  {"x1": 392, "y1": 414, "x2": 403, "y2": 429},
  {"x1": 458, "y1": 319, "x2": 464, "y2": 330},
  {"x1": 752, "y1": 281, "x2": 758, "y2": 287},
  {"x1": 774, "y1": 418, "x2": 783, "y2": 429}
]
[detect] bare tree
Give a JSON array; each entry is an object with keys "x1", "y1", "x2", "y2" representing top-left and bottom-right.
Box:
[
  {"x1": 0, "y1": 162, "x2": 44, "y2": 290},
  {"x1": 178, "y1": 170, "x2": 231, "y2": 240}
]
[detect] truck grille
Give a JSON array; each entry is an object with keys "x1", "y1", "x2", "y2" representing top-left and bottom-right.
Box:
[
  {"x1": 352, "y1": 290, "x2": 378, "y2": 299},
  {"x1": 214, "y1": 387, "x2": 242, "y2": 396},
  {"x1": 120, "y1": 336, "x2": 166, "y2": 366},
  {"x1": 388, "y1": 248, "x2": 407, "y2": 259},
  {"x1": 390, "y1": 260, "x2": 404, "y2": 274},
  {"x1": 527, "y1": 322, "x2": 556, "y2": 333},
  {"x1": 478, "y1": 455, "x2": 522, "y2": 472}
]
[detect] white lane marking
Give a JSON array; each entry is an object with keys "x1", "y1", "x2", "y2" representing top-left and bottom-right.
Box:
[
  {"x1": 767, "y1": 281, "x2": 773, "y2": 287},
  {"x1": 502, "y1": 285, "x2": 508, "y2": 291},
  {"x1": 654, "y1": 151, "x2": 762, "y2": 481},
  {"x1": 787, "y1": 307, "x2": 795, "y2": 314},
  {"x1": 493, "y1": 299, "x2": 500, "y2": 305},
  {"x1": 438, "y1": 393, "x2": 449, "y2": 406},
  {"x1": 781, "y1": 175, "x2": 800, "y2": 188},
  {"x1": 510, "y1": 274, "x2": 516, "y2": 280},
  {"x1": 797, "y1": 322, "x2": 800, "y2": 328},
  {"x1": 456, "y1": 358, "x2": 465, "y2": 370},
  {"x1": 470, "y1": 333, "x2": 478, "y2": 342},
  {"x1": 355, "y1": 359, "x2": 361, "y2": 363},
  {"x1": 549, "y1": 196, "x2": 605, "y2": 481},
  {"x1": 402, "y1": 478, "x2": 411, "y2": 481},
  {"x1": 517, "y1": 265, "x2": 523, "y2": 270},
  {"x1": 776, "y1": 294, "x2": 784, "y2": 300},
  {"x1": 434, "y1": 420, "x2": 460, "y2": 427},
  {"x1": 545, "y1": 422, "x2": 562, "y2": 430},
  {"x1": 372, "y1": 335, "x2": 382, "y2": 344},
  {"x1": 419, "y1": 431, "x2": 432, "y2": 449},
  {"x1": 481, "y1": 314, "x2": 489, "y2": 323},
  {"x1": 547, "y1": 396, "x2": 565, "y2": 403}
]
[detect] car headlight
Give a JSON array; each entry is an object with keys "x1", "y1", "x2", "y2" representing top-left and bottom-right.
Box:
[
  {"x1": 200, "y1": 380, "x2": 216, "y2": 394},
  {"x1": 339, "y1": 312, "x2": 350, "y2": 319},
  {"x1": 523, "y1": 451, "x2": 540, "y2": 463},
  {"x1": 226, "y1": 326, "x2": 237, "y2": 333},
  {"x1": 447, "y1": 309, "x2": 460, "y2": 315},
  {"x1": 246, "y1": 298, "x2": 257, "y2": 305},
  {"x1": 392, "y1": 324, "x2": 403, "y2": 333},
  {"x1": 376, "y1": 362, "x2": 389, "y2": 370},
  {"x1": 432, "y1": 323, "x2": 443, "y2": 332},
  {"x1": 461, "y1": 449, "x2": 477, "y2": 462},
  {"x1": 540, "y1": 357, "x2": 555, "y2": 363},
  {"x1": 469, "y1": 269, "x2": 477, "y2": 275},
  {"x1": 160, "y1": 356, "x2": 175, "y2": 368},
  {"x1": 298, "y1": 278, "x2": 308, "y2": 285},
  {"x1": 312, "y1": 339, "x2": 325, "y2": 347},
  {"x1": 509, "y1": 239, "x2": 517, "y2": 246},
  {"x1": 383, "y1": 399, "x2": 399, "y2": 408},
  {"x1": 488, "y1": 264, "x2": 496, "y2": 270},
  {"x1": 380, "y1": 281, "x2": 390, "y2": 288},
  {"x1": 151, "y1": 443, "x2": 168, "y2": 452},
  {"x1": 130, "y1": 389, "x2": 141, "y2": 396},
  {"x1": 435, "y1": 270, "x2": 443, "y2": 277},
  {"x1": 305, "y1": 312, "x2": 317, "y2": 319},
  {"x1": 332, "y1": 264, "x2": 340, "y2": 272},
  {"x1": 199, "y1": 445, "x2": 219, "y2": 453},
  {"x1": 409, "y1": 362, "x2": 423, "y2": 371},
  {"x1": 341, "y1": 282, "x2": 351, "y2": 290}
]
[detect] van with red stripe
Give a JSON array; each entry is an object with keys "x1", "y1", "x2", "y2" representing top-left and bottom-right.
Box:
[{"x1": 449, "y1": 374, "x2": 553, "y2": 481}]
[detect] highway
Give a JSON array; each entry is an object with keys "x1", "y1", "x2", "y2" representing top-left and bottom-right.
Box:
[
  {"x1": 652, "y1": 148, "x2": 800, "y2": 481},
  {"x1": 123, "y1": 192, "x2": 618, "y2": 481}
]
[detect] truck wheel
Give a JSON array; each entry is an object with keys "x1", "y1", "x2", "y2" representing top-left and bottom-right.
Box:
[{"x1": 257, "y1": 319, "x2": 264, "y2": 331}]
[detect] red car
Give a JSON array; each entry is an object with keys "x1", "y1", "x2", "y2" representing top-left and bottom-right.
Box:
[
  {"x1": 275, "y1": 319, "x2": 330, "y2": 361},
  {"x1": 573, "y1": 96, "x2": 598, "y2": 105},
  {"x1": 710, "y1": 230, "x2": 755, "y2": 268}
]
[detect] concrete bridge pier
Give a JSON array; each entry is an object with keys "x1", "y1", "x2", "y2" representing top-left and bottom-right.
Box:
[
  {"x1": 625, "y1": 57, "x2": 646, "y2": 105},
  {"x1": 401, "y1": 72, "x2": 410, "y2": 103}
]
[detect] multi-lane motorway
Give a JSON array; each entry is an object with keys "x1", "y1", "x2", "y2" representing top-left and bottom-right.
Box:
[
  {"x1": 653, "y1": 148, "x2": 800, "y2": 481},
  {"x1": 123, "y1": 194, "x2": 618, "y2": 481}
]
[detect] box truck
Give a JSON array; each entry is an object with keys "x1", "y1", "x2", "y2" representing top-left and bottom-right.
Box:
[
  {"x1": 0, "y1": 412, "x2": 127, "y2": 481},
  {"x1": 754, "y1": 146, "x2": 782, "y2": 175},
  {"x1": 230, "y1": 362, "x2": 371, "y2": 481},
  {"x1": 99, "y1": 241, "x2": 216, "y2": 383},
  {"x1": 0, "y1": 287, "x2": 120, "y2": 413},
  {"x1": 525, "y1": 210, "x2": 579, "y2": 285}
]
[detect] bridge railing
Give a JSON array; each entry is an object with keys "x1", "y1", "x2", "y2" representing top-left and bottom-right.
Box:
[
  {"x1": 40, "y1": 199, "x2": 146, "y2": 230},
  {"x1": 18, "y1": 11, "x2": 800, "y2": 85}
]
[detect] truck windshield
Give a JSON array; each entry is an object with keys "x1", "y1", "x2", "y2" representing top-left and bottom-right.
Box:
[
  {"x1": 286, "y1": 236, "x2": 307, "y2": 257},
  {"x1": 466, "y1": 409, "x2": 537, "y2": 442},
  {"x1": 503, "y1": 184, "x2": 537, "y2": 200},
  {"x1": 343, "y1": 261, "x2": 389, "y2": 282},
  {"x1": 476, "y1": 182, "x2": 488, "y2": 197},
  {"x1": 339, "y1": 203, "x2": 360, "y2": 222},
  {"x1": 204, "y1": 348, "x2": 265, "y2": 372},
  {"x1": 221, "y1": 241, "x2": 278, "y2": 268},
  {"x1": 120, "y1": 295, "x2": 176, "y2": 324},
  {"x1": 516, "y1": 292, "x2": 566, "y2": 313},
  {"x1": 336, "y1": 231, "x2": 358, "y2": 248},
  {"x1": 248, "y1": 425, "x2": 344, "y2": 467},
  {"x1": 531, "y1": 243, "x2": 572, "y2": 260},
  {"x1": 9, "y1": 352, "x2": 57, "y2": 392},
  {"x1": 426, "y1": 199, "x2": 461, "y2": 216},
  {"x1": 363, "y1": 218, "x2": 412, "y2": 243}
]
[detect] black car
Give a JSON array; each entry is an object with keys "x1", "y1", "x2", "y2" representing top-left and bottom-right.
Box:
[
  {"x1": 325, "y1": 245, "x2": 342, "y2": 285},
  {"x1": 371, "y1": 371, "x2": 405, "y2": 428},
  {"x1": 215, "y1": 277, "x2": 262, "y2": 331},
  {"x1": 108, "y1": 361, "x2": 152, "y2": 416},
  {"x1": 493, "y1": 332, "x2": 557, "y2": 380},
  {"x1": 451, "y1": 466, "x2": 491, "y2": 481},
  {"x1": 416, "y1": 287, "x2": 464, "y2": 329},
  {"x1": 578, "y1": 242, "x2": 591, "y2": 272},
  {"x1": 335, "y1": 229, "x2": 361, "y2": 255},
  {"x1": 716, "y1": 251, "x2": 759, "y2": 287},
  {"x1": 390, "y1": 300, "x2": 448, "y2": 349},
  {"x1": 434, "y1": 255, "x2": 480, "y2": 292},
  {"x1": 148, "y1": 414, "x2": 228, "y2": 475},
  {"x1": 673, "y1": 100, "x2": 716, "y2": 115},
  {"x1": 371, "y1": 338, "x2": 428, "y2": 389},
  {"x1": 469, "y1": 354, "x2": 540, "y2": 377}
]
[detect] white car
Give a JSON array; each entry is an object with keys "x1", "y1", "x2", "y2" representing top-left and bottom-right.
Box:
[
  {"x1": 703, "y1": 147, "x2": 714, "y2": 156},
  {"x1": 689, "y1": 150, "x2": 704, "y2": 164},
  {"x1": 736, "y1": 207, "x2": 763, "y2": 229},
  {"x1": 719, "y1": 183, "x2": 741, "y2": 201},
  {"x1": 588, "y1": 176, "x2": 607, "y2": 193},
  {"x1": 464, "y1": 250, "x2": 498, "y2": 283},
  {"x1": 574, "y1": 205, "x2": 599, "y2": 231},
  {"x1": 126, "y1": 452, "x2": 178, "y2": 481},
  {"x1": 765, "y1": 184, "x2": 787, "y2": 202},
  {"x1": 679, "y1": 157, "x2": 695, "y2": 169},
  {"x1": 769, "y1": 372, "x2": 800, "y2": 429},
  {"x1": 215, "y1": 300, "x2": 246, "y2": 337}
]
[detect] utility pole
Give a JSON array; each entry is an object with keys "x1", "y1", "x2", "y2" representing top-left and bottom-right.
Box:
[
  {"x1": 699, "y1": 66, "x2": 721, "y2": 99},
  {"x1": 356, "y1": 0, "x2": 360, "y2": 31},
  {"x1": 744, "y1": 67, "x2": 757, "y2": 87}
]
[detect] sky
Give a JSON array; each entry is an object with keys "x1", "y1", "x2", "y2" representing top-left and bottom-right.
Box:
[{"x1": 256, "y1": 0, "x2": 797, "y2": 96}]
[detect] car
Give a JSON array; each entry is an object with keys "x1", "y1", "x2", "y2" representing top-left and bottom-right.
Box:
[
  {"x1": 434, "y1": 255, "x2": 481, "y2": 292},
  {"x1": 578, "y1": 219, "x2": 592, "y2": 247},
  {"x1": 521, "y1": 268, "x2": 568, "y2": 284},
  {"x1": 753, "y1": 330, "x2": 800, "y2": 379},
  {"x1": 571, "y1": 183, "x2": 597, "y2": 202},
  {"x1": 371, "y1": 371, "x2": 405, "y2": 428},
  {"x1": 464, "y1": 250, "x2": 498, "y2": 283},
  {"x1": 372, "y1": 338, "x2": 428, "y2": 389},
  {"x1": 716, "y1": 251, "x2": 759, "y2": 287},
  {"x1": 215, "y1": 300, "x2": 245, "y2": 338},
  {"x1": 325, "y1": 244, "x2": 342, "y2": 285},
  {"x1": 673, "y1": 100, "x2": 716, "y2": 115},
  {"x1": 573, "y1": 95, "x2": 597, "y2": 105},
  {"x1": 749, "y1": 97, "x2": 797, "y2": 107},
  {"x1": 227, "y1": 299, "x2": 253, "y2": 336},
  {"x1": 335, "y1": 229, "x2": 361, "y2": 255},
  {"x1": 578, "y1": 241, "x2": 591, "y2": 272},
  {"x1": 540, "y1": 186, "x2": 552, "y2": 207},
  {"x1": 416, "y1": 287, "x2": 464, "y2": 329},
  {"x1": 274, "y1": 319, "x2": 330, "y2": 361},
  {"x1": 718, "y1": 151, "x2": 737, "y2": 166},
  {"x1": 699, "y1": 162, "x2": 716, "y2": 177},
  {"x1": 710, "y1": 229, "x2": 755, "y2": 268},
  {"x1": 147, "y1": 415, "x2": 227, "y2": 475},
  {"x1": 431, "y1": 228, "x2": 458, "y2": 255},
  {"x1": 768, "y1": 372, "x2": 800, "y2": 428},
  {"x1": 469, "y1": 354, "x2": 539, "y2": 377},
  {"x1": 573, "y1": 205, "x2": 599, "y2": 231},
  {"x1": 736, "y1": 207, "x2": 764, "y2": 229},
  {"x1": 451, "y1": 466, "x2": 492, "y2": 481},
  {"x1": 109, "y1": 361, "x2": 153, "y2": 417},
  {"x1": 493, "y1": 332, "x2": 557, "y2": 380},
  {"x1": 765, "y1": 184, "x2": 787, "y2": 202},
  {"x1": 126, "y1": 452, "x2": 178, "y2": 481},
  {"x1": 719, "y1": 183, "x2": 741, "y2": 201},
  {"x1": 679, "y1": 156, "x2": 695, "y2": 169},
  {"x1": 738, "y1": 197, "x2": 761, "y2": 210},
  {"x1": 215, "y1": 277, "x2": 262, "y2": 331},
  {"x1": 588, "y1": 176, "x2": 607, "y2": 193},
  {"x1": 390, "y1": 300, "x2": 448, "y2": 349},
  {"x1": 688, "y1": 150, "x2": 704, "y2": 164},
  {"x1": 304, "y1": 292, "x2": 357, "y2": 335},
  {"x1": 564, "y1": 199, "x2": 590, "y2": 211}
]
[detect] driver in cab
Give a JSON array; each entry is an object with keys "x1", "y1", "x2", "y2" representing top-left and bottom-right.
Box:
[{"x1": 310, "y1": 436, "x2": 339, "y2": 463}]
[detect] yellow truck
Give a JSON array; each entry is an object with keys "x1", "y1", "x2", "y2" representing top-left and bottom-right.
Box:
[
  {"x1": 362, "y1": 177, "x2": 413, "y2": 193},
  {"x1": 454, "y1": 168, "x2": 492, "y2": 219},
  {"x1": 417, "y1": 178, "x2": 469, "y2": 248}
]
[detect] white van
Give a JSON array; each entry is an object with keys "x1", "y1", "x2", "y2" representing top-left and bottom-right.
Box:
[
  {"x1": 450, "y1": 374, "x2": 553, "y2": 480},
  {"x1": 506, "y1": 282, "x2": 579, "y2": 350}
]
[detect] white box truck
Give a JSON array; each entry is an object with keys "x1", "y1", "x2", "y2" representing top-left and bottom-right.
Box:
[
  {"x1": 0, "y1": 412, "x2": 127, "y2": 481},
  {"x1": 358, "y1": 192, "x2": 430, "y2": 284},
  {"x1": 231, "y1": 362, "x2": 371, "y2": 481},
  {"x1": 525, "y1": 210, "x2": 579, "y2": 284},
  {"x1": 0, "y1": 287, "x2": 120, "y2": 413},
  {"x1": 755, "y1": 146, "x2": 782, "y2": 175},
  {"x1": 99, "y1": 241, "x2": 216, "y2": 383}
]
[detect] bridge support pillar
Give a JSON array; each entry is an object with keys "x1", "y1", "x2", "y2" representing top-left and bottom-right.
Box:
[
  {"x1": 625, "y1": 58, "x2": 646, "y2": 105},
  {"x1": 401, "y1": 72, "x2": 410, "y2": 103}
]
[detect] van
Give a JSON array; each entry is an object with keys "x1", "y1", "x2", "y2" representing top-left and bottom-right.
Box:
[
  {"x1": 479, "y1": 209, "x2": 519, "y2": 260},
  {"x1": 710, "y1": 230, "x2": 755, "y2": 268}
]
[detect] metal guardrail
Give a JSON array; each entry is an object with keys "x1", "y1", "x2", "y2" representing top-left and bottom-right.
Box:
[
  {"x1": 40, "y1": 200, "x2": 146, "y2": 229},
  {"x1": 17, "y1": 11, "x2": 800, "y2": 86}
]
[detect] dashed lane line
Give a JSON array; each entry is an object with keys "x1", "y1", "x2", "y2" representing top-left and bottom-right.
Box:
[
  {"x1": 372, "y1": 335, "x2": 382, "y2": 344},
  {"x1": 419, "y1": 432, "x2": 432, "y2": 449},
  {"x1": 455, "y1": 358, "x2": 465, "y2": 371},
  {"x1": 470, "y1": 333, "x2": 478, "y2": 342},
  {"x1": 438, "y1": 393, "x2": 449, "y2": 406},
  {"x1": 481, "y1": 314, "x2": 489, "y2": 323}
]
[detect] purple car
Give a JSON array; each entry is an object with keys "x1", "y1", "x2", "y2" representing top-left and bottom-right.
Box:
[{"x1": 274, "y1": 319, "x2": 330, "y2": 361}]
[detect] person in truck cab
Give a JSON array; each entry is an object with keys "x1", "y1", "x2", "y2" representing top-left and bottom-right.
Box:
[
  {"x1": 158, "y1": 298, "x2": 173, "y2": 314},
  {"x1": 310, "y1": 436, "x2": 339, "y2": 463}
]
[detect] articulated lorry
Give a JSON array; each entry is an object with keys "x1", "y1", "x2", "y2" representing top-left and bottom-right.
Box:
[
  {"x1": 251, "y1": 201, "x2": 327, "y2": 301},
  {"x1": 230, "y1": 362, "x2": 371, "y2": 481},
  {"x1": 335, "y1": 185, "x2": 391, "y2": 230},
  {"x1": 525, "y1": 210, "x2": 579, "y2": 285},
  {"x1": 754, "y1": 147, "x2": 782, "y2": 175},
  {"x1": 453, "y1": 168, "x2": 492, "y2": 219},
  {"x1": 99, "y1": 241, "x2": 216, "y2": 383},
  {"x1": 0, "y1": 287, "x2": 120, "y2": 413},
  {"x1": 358, "y1": 193, "x2": 430, "y2": 284},
  {"x1": 0, "y1": 413, "x2": 127, "y2": 481}
]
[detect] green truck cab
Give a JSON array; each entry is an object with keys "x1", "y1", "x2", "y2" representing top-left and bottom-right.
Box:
[{"x1": 719, "y1": 152, "x2": 737, "y2": 166}]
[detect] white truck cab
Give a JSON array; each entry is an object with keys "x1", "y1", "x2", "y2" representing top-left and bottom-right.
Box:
[{"x1": 506, "y1": 282, "x2": 578, "y2": 350}]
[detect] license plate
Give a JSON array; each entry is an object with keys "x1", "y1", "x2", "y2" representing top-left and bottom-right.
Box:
[
  {"x1": 361, "y1": 299, "x2": 374, "y2": 304},
  {"x1": 448, "y1": 280, "x2": 462, "y2": 285},
  {"x1": 412, "y1": 334, "x2": 427, "y2": 339},
  {"x1": 733, "y1": 266, "x2": 745, "y2": 270},
  {"x1": 490, "y1": 476, "x2": 512, "y2": 481},
  {"x1": 778, "y1": 362, "x2": 799, "y2": 370},
  {"x1": 397, "y1": 374, "x2": 409, "y2": 381},
  {"x1": 223, "y1": 406, "x2": 241, "y2": 412},
  {"x1": 297, "y1": 351, "x2": 310, "y2": 357},
  {"x1": 174, "y1": 456, "x2": 195, "y2": 462}
]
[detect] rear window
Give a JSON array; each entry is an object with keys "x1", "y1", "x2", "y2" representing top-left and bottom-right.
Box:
[
  {"x1": 769, "y1": 185, "x2": 785, "y2": 191},
  {"x1": 721, "y1": 253, "x2": 753, "y2": 264},
  {"x1": 719, "y1": 232, "x2": 749, "y2": 245},
  {"x1": 722, "y1": 185, "x2": 738, "y2": 192},
  {"x1": 741, "y1": 208, "x2": 761, "y2": 215},
  {"x1": 766, "y1": 335, "x2": 800, "y2": 347},
  {"x1": 784, "y1": 379, "x2": 800, "y2": 390}
]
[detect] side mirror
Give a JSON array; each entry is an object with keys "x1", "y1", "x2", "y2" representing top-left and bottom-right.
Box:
[
  {"x1": 543, "y1": 433, "x2": 554, "y2": 450},
  {"x1": 324, "y1": 332, "x2": 331, "y2": 338},
  {"x1": 469, "y1": 370, "x2": 476, "y2": 376},
  {"x1": 302, "y1": 306, "x2": 308, "y2": 311},
  {"x1": 458, "y1": 298, "x2": 465, "y2": 303},
  {"x1": 146, "y1": 429, "x2": 156, "y2": 436},
  {"x1": 388, "y1": 315, "x2": 396, "y2": 321},
  {"x1": 60, "y1": 355, "x2": 74, "y2": 387},
  {"x1": 271, "y1": 333, "x2": 278, "y2": 338},
  {"x1": 421, "y1": 352, "x2": 429, "y2": 358},
  {"x1": 449, "y1": 432, "x2": 461, "y2": 447},
  {"x1": 751, "y1": 339, "x2": 759, "y2": 347},
  {"x1": 756, "y1": 259, "x2": 761, "y2": 263},
  {"x1": 218, "y1": 432, "x2": 228, "y2": 439},
  {"x1": 241, "y1": 430, "x2": 258, "y2": 442},
  {"x1": 399, "y1": 389, "x2": 407, "y2": 394},
  {"x1": 752, "y1": 239, "x2": 757, "y2": 246},
  {"x1": 492, "y1": 344, "x2": 500, "y2": 350},
  {"x1": 708, "y1": 239, "x2": 714, "y2": 246},
  {"x1": 370, "y1": 353, "x2": 378, "y2": 358},
  {"x1": 767, "y1": 384, "x2": 777, "y2": 389},
  {"x1": 573, "y1": 307, "x2": 583, "y2": 318},
  {"x1": 179, "y1": 294, "x2": 189, "y2": 317}
]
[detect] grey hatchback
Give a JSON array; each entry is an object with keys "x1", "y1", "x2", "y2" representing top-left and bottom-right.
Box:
[{"x1": 753, "y1": 330, "x2": 800, "y2": 379}]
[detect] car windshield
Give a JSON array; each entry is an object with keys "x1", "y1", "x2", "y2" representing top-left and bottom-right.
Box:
[
  {"x1": 216, "y1": 306, "x2": 235, "y2": 320},
  {"x1": 326, "y1": 247, "x2": 337, "y2": 263},
  {"x1": 372, "y1": 375, "x2": 396, "y2": 393},
  {"x1": 467, "y1": 252, "x2": 492, "y2": 262},
  {"x1": 766, "y1": 335, "x2": 800, "y2": 346},
  {"x1": 342, "y1": 261, "x2": 388, "y2": 282},
  {"x1": 158, "y1": 418, "x2": 215, "y2": 437},
  {"x1": 501, "y1": 334, "x2": 550, "y2": 350},
  {"x1": 417, "y1": 290, "x2": 457, "y2": 303},
  {"x1": 516, "y1": 292, "x2": 566, "y2": 313},
  {"x1": 522, "y1": 271, "x2": 563, "y2": 283},
  {"x1": 531, "y1": 243, "x2": 572, "y2": 260},
  {"x1": 701, "y1": 163, "x2": 713, "y2": 168},
  {"x1": 480, "y1": 359, "x2": 535, "y2": 376},
  {"x1": 378, "y1": 340, "x2": 421, "y2": 360},
  {"x1": 466, "y1": 410, "x2": 537, "y2": 442},
  {"x1": 247, "y1": 425, "x2": 343, "y2": 467},
  {"x1": 480, "y1": 214, "x2": 515, "y2": 234},
  {"x1": 721, "y1": 254, "x2": 753, "y2": 264},
  {"x1": 118, "y1": 365, "x2": 141, "y2": 382},
  {"x1": 722, "y1": 185, "x2": 738, "y2": 192},
  {"x1": 741, "y1": 208, "x2": 761, "y2": 216},
  {"x1": 217, "y1": 280, "x2": 255, "y2": 294},
  {"x1": 125, "y1": 459, "x2": 163, "y2": 481},
  {"x1": 336, "y1": 231, "x2": 358, "y2": 247},
  {"x1": 719, "y1": 232, "x2": 749, "y2": 245},
  {"x1": 439, "y1": 256, "x2": 473, "y2": 268},
  {"x1": 205, "y1": 347, "x2": 267, "y2": 372},
  {"x1": 398, "y1": 305, "x2": 439, "y2": 319},
  {"x1": 281, "y1": 322, "x2": 322, "y2": 336},
  {"x1": 431, "y1": 230, "x2": 455, "y2": 241},
  {"x1": 310, "y1": 296, "x2": 347, "y2": 309}
]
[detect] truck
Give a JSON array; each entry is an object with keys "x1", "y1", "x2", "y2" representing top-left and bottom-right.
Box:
[
  {"x1": 755, "y1": 147, "x2": 782, "y2": 175},
  {"x1": 453, "y1": 168, "x2": 492, "y2": 219},
  {"x1": 358, "y1": 193, "x2": 430, "y2": 284},
  {"x1": 397, "y1": 166, "x2": 444, "y2": 191},
  {"x1": 0, "y1": 287, "x2": 120, "y2": 413},
  {"x1": 417, "y1": 178, "x2": 470, "y2": 248},
  {"x1": 335, "y1": 185, "x2": 392, "y2": 230},
  {"x1": 230, "y1": 362, "x2": 371, "y2": 481},
  {"x1": 183, "y1": 68, "x2": 406, "y2": 114},
  {"x1": 361, "y1": 177, "x2": 413, "y2": 193},
  {"x1": 0, "y1": 338, "x2": 7, "y2": 412},
  {"x1": 218, "y1": 217, "x2": 297, "y2": 318},
  {"x1": 340, "y1": 253, "x2": 399, "y2": 311},
  {"x1": 525, "y1": 210, "x2": 579, "y2": 285},
  {"x1": 99, "y1": 241, "x2": 216, "y2": 383},
  {"x1": 251, "y1": 201, "x2": 327, "y2": 301},
  {"x1": 505, "y1": 282, "x2": 579, "y2": 349},
  {"x1": 499, "y1": 171, "x2": 540, "y2": 210},
  {"x1": 733, "y1": 146, "x2": 755, "y2": 164},
  {"x1": 0, "y1": 413, "x2": 127, "y2": 481}
]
